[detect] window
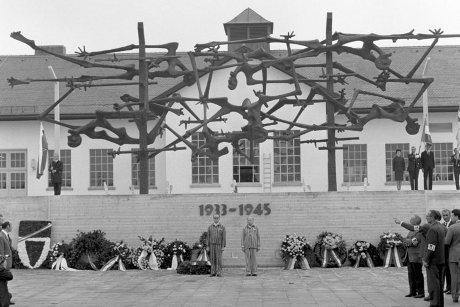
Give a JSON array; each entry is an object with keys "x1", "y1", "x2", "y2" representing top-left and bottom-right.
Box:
[
  {"x1": 0, "y1": 150, "x2": 27, "y2": 195},
  {"x1": 191, "y1": 133, "x2": 219, "y2": 184},
  {"x1": 343, "y1": 144, "x2": 367, "y2": 183},
  {"x1": 48, "y1": 149, "x2": 71, "y2": 187},
  {"x1": 273, "y1": 131, "x2": 301, "y2": 183},
  {"x1": 433, "y1": 142, "x2": 453, "y2": 181},
  {"x1": 385, "y1": 143, "x2": 409, "y2": 182},
  {"x1": 131, "y1": 153, "x2": 155, "y2": 188},
  {"x1": 233, "y1": 139, "x2": 260, "y2": 183},
  {"x1": 89, "y1": 149, "x2": 113, "y2": 187}
]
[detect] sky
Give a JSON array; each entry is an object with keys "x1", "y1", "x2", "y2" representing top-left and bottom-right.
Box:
[{"x1": 1, "y1": 0, "x2": 460, "y2": 55}]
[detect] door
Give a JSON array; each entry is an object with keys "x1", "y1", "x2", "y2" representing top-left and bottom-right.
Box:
[{"x1": 0, "y1": 150, "x2": 27, "y2": 197}]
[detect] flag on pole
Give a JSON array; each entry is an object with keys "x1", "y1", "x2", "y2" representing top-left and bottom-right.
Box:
[
  {"x1": 421, "y1": 120, "x2": 432, "y2": 145},
  {"x1": 37, "y1": 122, "x2": 48, "y2": 179}
]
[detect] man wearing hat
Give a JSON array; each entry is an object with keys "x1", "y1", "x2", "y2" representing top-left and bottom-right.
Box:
[
  {"x1": 421, "y1": 143, "x2": 435, "y2": 190},
  {"x1": 407, "y1": 146, "x2": 421, "y2": 190},
  {"x1": 206, "y1": 214, "x2": 226, "y2": 277}
]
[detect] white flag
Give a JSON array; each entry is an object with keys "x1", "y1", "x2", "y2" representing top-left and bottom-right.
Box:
[{"x1": 37, "y1": 122, "x2": 48, "y2": 179}]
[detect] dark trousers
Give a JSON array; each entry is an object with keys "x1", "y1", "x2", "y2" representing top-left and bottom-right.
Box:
[
  {"x1": 445, "y1": 257, "x2": 451, "y2": 291},
  {"x1": 424, "y1": 169, "x2": 433, "y2": 190},
  {"x1": 209, "y1": 244, "x2": 223, "y2": 275},
  {"x1": 53, "y1": 182, "x2": 61, "y2": 195},
  {"x1": 454, "y1": 170, "x2": 460, "y2": 190},
  {"x1": 408, "y1": 262, "x2": 424, "y2": 295},
  {"x1": 450, "y1": 262, "x2": 460, "y2": 301},
  {"x1": 427, "y1": 264, "x2": 444, "y2": 307},
  {"x1": 409, "y1": 170, "x2": 419, "y2": 190}
]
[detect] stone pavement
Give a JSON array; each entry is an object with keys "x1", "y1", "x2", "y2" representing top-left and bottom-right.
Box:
[{"x1": 8, "y1": 267, "x2": 457, "y2": 306}]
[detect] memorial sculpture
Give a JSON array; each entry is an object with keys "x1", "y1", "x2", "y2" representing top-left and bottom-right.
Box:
[{"x1": 7, "y1": 17, "x2": 460, "y2": 192}]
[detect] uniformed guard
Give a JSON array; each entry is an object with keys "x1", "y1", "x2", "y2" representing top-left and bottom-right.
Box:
[
  {"x1": 206, "y1": 214, "x2": 226, "y2": 277},
  {"x1": 241, "y1": 217, "x2": 260, "y2": 276}
]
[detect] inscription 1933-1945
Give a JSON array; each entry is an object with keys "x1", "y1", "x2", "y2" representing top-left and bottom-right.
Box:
[{"x1": 198, "y1": 203, "x2": 271, "y2": 216}]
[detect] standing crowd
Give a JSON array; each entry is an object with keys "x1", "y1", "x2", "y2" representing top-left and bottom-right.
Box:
[
  {"x1": 395, "y1": 208, "x2": 460, "y2": 307},
  {"x1": 393, "y1": 143, "x2": 460, "y2": 191}
]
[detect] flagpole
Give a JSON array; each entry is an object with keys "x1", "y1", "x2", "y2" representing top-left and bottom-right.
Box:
[{"x1": 48, "y1": 66, "x2": 60, "y2": 154}]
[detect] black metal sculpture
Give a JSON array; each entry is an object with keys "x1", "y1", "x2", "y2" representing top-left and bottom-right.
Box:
[{"x1": 7, "y1": 16, "x2": 460, "y2": 192}]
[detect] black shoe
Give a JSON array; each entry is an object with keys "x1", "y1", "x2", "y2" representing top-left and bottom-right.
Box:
[
  {"x1": 424, "y1": 296, "x2": 432, "y2": 301},
  {"x1": 246, "y1": 274, "x2": 251, "y2": 276},
  {"x1": 252, "y1": 274, "x2": 257, "y2": 276},
  {"x1": 216, "y1": 274, "x2": 222, "y2": 277},
  {"x1": 405, "y1": 293, "x2": 415, "y2": 297},
  {"x1": 9, "y1": 302, "x2": 14, "y2": 305},
  {"x1": 414, "y1": 294, "x2": 425, "y2": 298}
]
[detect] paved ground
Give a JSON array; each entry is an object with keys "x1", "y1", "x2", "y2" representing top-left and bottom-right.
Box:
[{"x1": 8, "y1": 267, "x2": 457, "y2": 306}]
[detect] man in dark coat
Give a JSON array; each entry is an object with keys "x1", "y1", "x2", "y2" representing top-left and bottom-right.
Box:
[
  {"x1": 423, "y1": 210, "x2": 446, "y2": 307},
  {"x1": 407, "y1": 146, "x2": 421, "y2": 190},
  {"x1": 392, "y1": 149, "x2": 405, "y2": 190},
  {"x1": 445, "y1": 208, "x2": 460, "y2": 303},
  {"x1": 403, "y1": 215, "x2": 425, "y2": 298},
  {"x1": 49, "y1": 153, "x2": 63, "y2": 195},
  {"x1": 0, "y1": 222, "x2": 13, "y2": 305},
  {"x1": 421, "y1": 143, "x2": 435, "y2": 190},
  {"x1": 442, "y1": 209, "x2": 455, "y2": 294},
  {"x1": 207, "y1": 214, "x2": 226, "y2": 277},
  {"x1": 451, "y1": 148, "x2": 460, "y2": 190},
  {"x1": 0, "y1": 255, "x2": 13, "y2": 307}
]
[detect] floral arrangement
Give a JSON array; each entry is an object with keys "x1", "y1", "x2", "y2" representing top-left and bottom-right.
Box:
[
  {"x1": 68, "y1": 230, "x2": 117, "y2": 270},
  {"x1": 130, "y1": 236, "x2": 166, "y2": 270},
  {"x1": 162, "y1": 240, "x2": 191, "y2": 269},
  {"x1": 280, "y1": 234, "x2": 311, "y2": 261},
  {"x1": 46, "y1": 241, "x2": 72, "y2": 268},
  {"x1": 17, "y1": 220, "x2": 52, "y2": 269},
  {"x1": 377, "y1": 232, "x2": 406, "y2": 267},
  {"x1": 314, "y1": 231, "x2": 347, "y2": 268},
  {"x1": 348, "y1": 241, "x2": 382, "y2": 268},
  {"x1": 113, "y1": 241, "x2": 130, "y2": 261}
]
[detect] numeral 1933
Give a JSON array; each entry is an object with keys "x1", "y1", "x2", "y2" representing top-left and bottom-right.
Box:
[{"x1": 199, "y1": 203, "x2": 271, "y2": 216}]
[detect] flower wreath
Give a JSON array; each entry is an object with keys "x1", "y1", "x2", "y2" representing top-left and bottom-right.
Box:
[
  {"x1": 100, "y1": 241, "x2": 131, "y2": 271},
  {"x1": 347, "y1": 241, "x2": 381, "y2": 268},
  {"x1": 46, "y1": 241, "x2": 72, "y2": 269},
  {"x1": 129, "y1": 236, "x2": 165, "y2": 270},
  {"x1": 191, "y1": 232, "x2": 210, "y2": 265},
  {"x1": 162, "y1": 240, "x2": 191, "y2": 269},
  {"x1": 377, "y1": 232, "x2": 406, "y2": 267},
  {"x1": 314, "y1": 231, "x2": 347, "y2": 268},
  {"x1": 280, "y1": 234, "x2": 316, "y2": 269}
]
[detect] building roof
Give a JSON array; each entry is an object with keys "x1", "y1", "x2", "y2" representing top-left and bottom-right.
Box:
[
  {"x1": 1, "y1": 45, "x2": 459, "y2": 119},
  {"x1": 224, "y1": 8, "x2": 274, "y2": 35}
]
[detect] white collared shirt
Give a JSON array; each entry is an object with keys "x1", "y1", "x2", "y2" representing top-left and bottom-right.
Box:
[{"x1": 443, "y1": 219, "x2": 452, "y2": 227}]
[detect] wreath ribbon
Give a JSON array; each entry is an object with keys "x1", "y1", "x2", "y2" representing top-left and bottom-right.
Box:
[
  {"x1": 194, "y1": 249, "x2": 210, "y2": 265},
  {"x1": 138, "y1": 250, "x2": 159, "y2": 270},
  {"x1": 353, "y1": 252, "x2": 374, "y2": 268},
  {"x1": 100, "y1": 255, "x2": 127, "y2": 271},
  {"x1": 286, "y1": 256, "x2": 310, "y2": 270},
  {"x1": 51, "y1": 255, "x2": 78, "y2": 271},
  {"x1": 384, "y1": 246, "x2": 402, "y2": 268},
  {"x1": 322, "y1": 248, "x2": 342, "y2": 268}
]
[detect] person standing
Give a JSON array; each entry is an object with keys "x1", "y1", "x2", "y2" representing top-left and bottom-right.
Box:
[
  {"x1": 0, "y1": 255, "x2": 13, "y2": 307},
  {"x1": 207, "y1": 214, "x2": 226, "y2": 277},
  {"x1": 421, "y1": 143, "x2": 435, "y2": 190},
  {"x1": 0, "y1": 222, "x2": 13, "y2": 306},
  {"x1": 445, "y1": 209, "x2": 460, "y2": 303},
  {"x1": 403, "y1": 215, "x2": 425, "y2": 298},
  {"x1": 241, "y1": 217, "x2": 260, "y2": 276},
  {"x1": 408, "y1": 146, "x2": 421, "y2": 190},
  {"x1": 393, "y1": 149, "x2": 405, "y2": 190},
  {"x1": 442, "y1": 209, "x2": 455, "y2": 295},
  {"x1": 49, "y1": 153, "x2": 63, "y2": 195},
  {"x1": 423, "y1": 210, "x2": 446, "y2": 307},
  {"x1": 451, "y1": 148, "x2": 460, "y2": 190}
]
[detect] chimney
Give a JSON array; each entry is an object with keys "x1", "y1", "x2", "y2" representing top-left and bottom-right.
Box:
[
  {"x1": 35, "y1": 45, "x2": 66, "y2": 56},
  {"x1": 224, "y1": 8, "x2": 273, "y2": 52}
]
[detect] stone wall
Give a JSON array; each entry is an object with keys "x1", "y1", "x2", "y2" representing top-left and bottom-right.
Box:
[{"x1": 1, "y1": 191, "x2": 458, "y2": 266}]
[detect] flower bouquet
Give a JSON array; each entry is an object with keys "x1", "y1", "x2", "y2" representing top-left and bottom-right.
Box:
[
  {"x1": 100, "y1": 241, "x2": 131, "y2": 271},
  {"x1": 314, "y1": 231, "x2": 347, "y2": 268},
  {"x1": 130, "y1": 236, "x2": 166, "y2": 270},
  {"x1": 280, "y1": 234, "x2": 313, "y2": 270},
  {"x1": 163, "y1": 240, "x2": 191, "y2": 270},
  {"x1": 347, "y1": 241, "x2": 380, "y2": 268},
  {"x1": 191, "y1": 232, "x2": 210, "y2": 265},
  {"x1": 47, "y1": 241, "x2": 75, "y2": 271},
  {"x1": 378, "y1": 232, "x2": 405, "y2": 268}
]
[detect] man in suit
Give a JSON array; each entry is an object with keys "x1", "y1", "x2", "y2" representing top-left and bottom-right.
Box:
[
  {"x1": 241, "y1": 217, "x2": 260, "y2": 276},
  {"x1": 407, "y1": 146, "x2": 421, "y2": 190},
  {"x1": 442, "y1": 209, "x2": 455, "y2": 294},
  {"x1": 0, "y1": 222, "x2": 13, "y2": 305},
  {"x1": 421, "y1": 143, "x2": 435, "y2": 190},
  {"x1": 403, "y1": 215, "x2": 425, "y2": 298},
  {"x1": 207, "y1": 214, "x2": 226, "y2": 277},
  {"x1": 49, "y1": 153, "x2": 63, "y2": 195},
  {"x1": 445, "y1": 209, "x2": 460, "y2": 303},
  {"x1": 451, "y1": 148, "x2": 460, "y2": 190},
  {"x1": 423, "y1": 210, "x2": 446, "y2": 307}
]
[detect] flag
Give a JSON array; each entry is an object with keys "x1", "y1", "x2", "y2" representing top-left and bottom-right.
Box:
[
  {"x1": 37, "y1": 122, "x2": 48, "y2": 179},
  {"x1": 421, "y1": 119, "x2": 432, "y2": 145},
  {"x1": 457, "y1": 108, "x2": 460, "y2": 150}
]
